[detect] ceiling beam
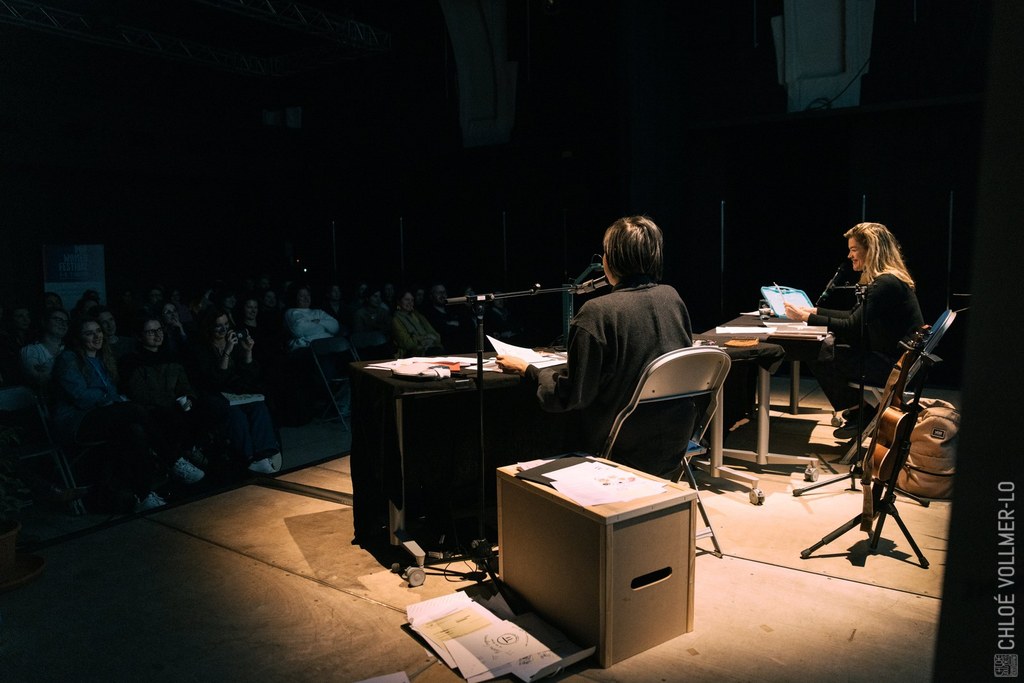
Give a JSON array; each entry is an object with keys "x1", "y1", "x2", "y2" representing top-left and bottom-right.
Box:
[
  {"x1": 0, "y1": 0, "x2": 389, "y2": 76},
  {"x1": 191, "y1": 0, "x2": 391, "y2": 51}
]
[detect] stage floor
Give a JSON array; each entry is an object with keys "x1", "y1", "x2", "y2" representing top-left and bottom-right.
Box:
[{"x1": 3, "y1": 377, "x2": 958, "y2": 682}]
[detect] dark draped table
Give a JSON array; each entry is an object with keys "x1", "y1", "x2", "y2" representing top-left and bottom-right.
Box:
[
  {"x1": 349, "y1": 358, "x2": 575, "y2": 548},
  {"x1": 348, "y1": 335, "x2": 792, "y2": 547}
]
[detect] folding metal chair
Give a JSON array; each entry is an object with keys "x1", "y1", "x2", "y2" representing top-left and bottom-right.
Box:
[
  {"x1": 309, "y1": 336, "x2": 356, "y2": 428},
  {"x1": 600, "y1": 346, "x2": 732, "y2": 557},
  {"x1": 0, "y1": 385, "x2": 86, "y2": 514}
]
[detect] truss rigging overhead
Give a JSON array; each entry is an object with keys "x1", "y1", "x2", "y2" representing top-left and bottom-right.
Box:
[
  {"x1": 0, "y1": 0, "x2": 391, "y2": 76},
  {"x1": 192, "y1": 0, "x2": 390, "y2": 50}
]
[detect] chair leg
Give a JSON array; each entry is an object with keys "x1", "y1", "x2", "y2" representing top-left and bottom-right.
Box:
[
  {"x1": 681, "y1": 457, "x2": 723, "y2": 558},
  {"x1": 52, "y1": 449, "x2": 87, "y2": 515}
]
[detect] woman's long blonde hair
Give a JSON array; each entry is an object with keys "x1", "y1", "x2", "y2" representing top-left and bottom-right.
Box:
[{"x1": 845, "y1": 222, "x2": 915, "y2": 289}]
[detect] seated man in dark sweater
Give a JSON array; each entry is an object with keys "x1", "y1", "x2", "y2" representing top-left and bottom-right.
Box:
[{"x1": 496, "y1": 215, "x2": 694, "y2": 477}]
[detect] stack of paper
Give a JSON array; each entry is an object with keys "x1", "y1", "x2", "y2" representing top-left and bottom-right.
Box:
[
  {"x1": 406, "y1": 593, "x2": 594, "y2": 682},
  {"x1": 764, "y1": 322, "x2": 829, "y2": 339}
]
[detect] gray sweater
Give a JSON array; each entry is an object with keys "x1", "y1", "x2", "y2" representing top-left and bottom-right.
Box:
[{"x1": 525, "y1": 278, "x2": 693, "y2": 475}]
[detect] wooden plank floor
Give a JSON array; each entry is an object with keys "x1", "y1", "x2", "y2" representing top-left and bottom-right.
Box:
[{"x1": 3, "y1": 377, "x2": 956, "y2": 682}]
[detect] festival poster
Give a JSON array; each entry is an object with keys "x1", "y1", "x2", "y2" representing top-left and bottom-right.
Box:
[{"x1": 42, "y1": 244, "x2": 107, "y2": 308}]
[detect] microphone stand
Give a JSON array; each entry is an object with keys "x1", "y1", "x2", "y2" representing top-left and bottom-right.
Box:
[
  {"x1": 442, "y1": 280, "x2": 586, "y2": 580},
  {"x1": 793, "y1": 282, "x2": 870, "y2": 496},
  {"x1": 815, "y1": 261, "x2": 850, "y2": 307}
]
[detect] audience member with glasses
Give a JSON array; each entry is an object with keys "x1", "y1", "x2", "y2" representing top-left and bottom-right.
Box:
[
  {"x1": 51, "y1": 316, "x2": 206, "y2": 513},
  {"x1": 119, "y1": 315, "x2": 211, "y2": 476}
]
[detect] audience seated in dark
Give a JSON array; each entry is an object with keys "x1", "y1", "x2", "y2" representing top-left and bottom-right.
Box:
[
  {"x1": 352, "y1": 286, "x2": 395, "y2": 360},
  {"x1": 284, "y1": 285, "x2": 340, "y2": 351},
  {"x1": 92, "y1": 306, "x2": 136, "y2": 360},
  {"x1": 255, "y1": 290, "x2": 287, "y2": 352},
  {"x1": 0, "y1": 305, "x2": 34, "y2": 386},
  {"x1": 118, "y1": 315, "x2": 211, "y2": 472},
  {"x1": 392, "y1": 288, "x2": 443, "y2": 358},
  {"x1": 345, "y1": 281, "x2": 367, "y2": 331},
  {"x1": 42, "y1": 291, "x2": 64, "y2": 312},
  {"x1": 260, "y1": 288, "x2": 284, "y2": 321},
  {"x1": 159, "y1": 300, "x2": 193, "y2": 363},
  {"x1": 356, "y1": 286, "x2": 395, "y2": 333},
  {"x1": 485, "y1": 294, "x2": 526, "y2": 344},
  {"x1": 70, "y1": 292, "x2": 100, "y2": 321},
  {"x1": 51, "y1": 316, "x2": 205, "y2": 512},
  {"x1": 323, "y1": 283, "x2": 349, "y2": 334},
  {"x1": 381, "y1": 282, "x2": 397, "y2": 314},
  {"x1": 212, "y1": 286, "x2": 239, "y2": 328},
  {"x1": 143, "y1": 285, "x2": 165, "y2": 316},
  {"x1": 423, "y1": 283, "x2": 475, "y2": 353},
  {"x1": 166, "y1": 287, "x2": 194, "y2": 328},
  {"x1": 190, "y1": 308, "x2": 281, "y2": 474},
  {"x1": 20, "y1": 307, "x2": 69, "y2": 396}
]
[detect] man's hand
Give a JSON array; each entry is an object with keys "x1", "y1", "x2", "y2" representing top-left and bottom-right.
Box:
[{"x1": 495, "y1": 354, "x2": 528, "y2": 376}]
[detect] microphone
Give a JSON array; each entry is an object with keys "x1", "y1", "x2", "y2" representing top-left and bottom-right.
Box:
[
  {"x1": 571, "y1": 274, "x2": 609, "y2": 294},
  {"x1": 816, "y1": 261, "x2": 850, "y2": 305}
]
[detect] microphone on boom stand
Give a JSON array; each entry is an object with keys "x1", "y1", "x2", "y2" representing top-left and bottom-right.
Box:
[
  {"x1": 570, "y1": 274, "x2": 609, "y2": 294},
  {"x1": 816, "y1": 260, "x2": 852, "y2": 306}
]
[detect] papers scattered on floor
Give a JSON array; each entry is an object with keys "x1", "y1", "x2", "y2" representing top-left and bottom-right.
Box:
[
  {"x1": 406, "y1": 592, "x2": 594, "y2": 682},
  {"x1": 546, "y1": 460, "x2": 666, "y2": 506},
  {"x1": 487, "y1": 336, "x2": 566, "y2": 369}
]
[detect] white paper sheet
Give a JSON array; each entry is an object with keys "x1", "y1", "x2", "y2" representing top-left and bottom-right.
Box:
[
  {"x1": 487, "y1": 336, "x2": 566, "y2": 369},
  {"x1": 545, "y1": 461, "x2": 665, "y2": 506},
  {"x1": 406, "y1": 593, "x2": 502, "y2": 670}
]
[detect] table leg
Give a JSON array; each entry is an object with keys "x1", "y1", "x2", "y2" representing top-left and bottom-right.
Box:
[
  {"x1": 698, "y1": 386, "x2": 763, "y2": 504},
  {"x1": 790, "y1": 360, "x2": 801, "y2": 414},
  {"x1": 717, "y1": 367, "x2": 821, "y2": 495},
  {"x1": 388, "y1": 398, "x2": 406, "y2": 545}
]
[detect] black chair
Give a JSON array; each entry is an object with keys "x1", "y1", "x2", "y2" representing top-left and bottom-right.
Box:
[{"x1": 600, "y1": 346, "x2": 733, "y2": 557}]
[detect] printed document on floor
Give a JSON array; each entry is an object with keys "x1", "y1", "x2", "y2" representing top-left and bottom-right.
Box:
[{"x1": 406, "y1": 592, "x2": 593, "y2": 682}]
